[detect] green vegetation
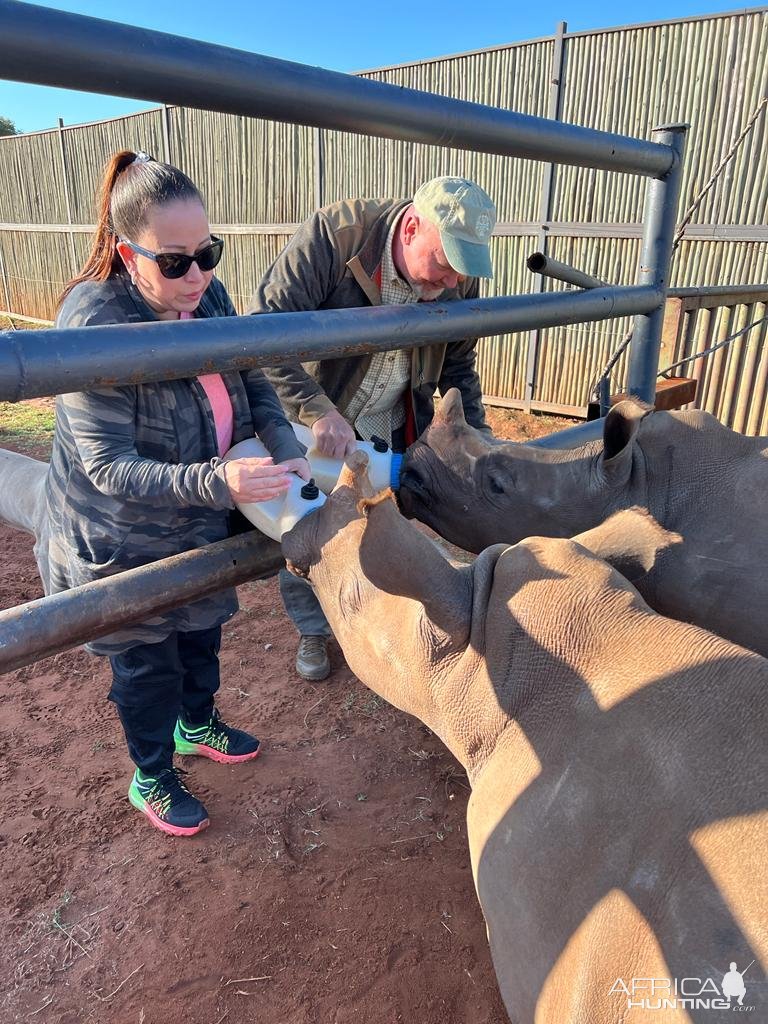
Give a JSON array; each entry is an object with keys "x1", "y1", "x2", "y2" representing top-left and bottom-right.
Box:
[
  {"x1": 0, "y1": 115, "x2": 19, "y2": 137},
  {"x1": 0, "y1": 399, "x2": 55, "y2": 454}
]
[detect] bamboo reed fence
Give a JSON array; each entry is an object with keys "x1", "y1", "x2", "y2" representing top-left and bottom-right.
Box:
[{"x1": 2, "y1": 7, "x2": 768, "y2": 431}]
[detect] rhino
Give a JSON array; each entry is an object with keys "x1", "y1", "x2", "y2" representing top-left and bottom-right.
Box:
[
  {"x1": 283, "y1": 452, "x2": 768, "y2": 1024},
  {"x1": 0, "y1": 448, "x2": 47, "y2": 536},
  {"x1": 398, "y1": 389, "x2": 768, "y2": 657}
]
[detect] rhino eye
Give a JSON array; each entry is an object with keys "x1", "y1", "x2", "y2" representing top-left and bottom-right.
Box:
[{"x1": 489, "y1": 475, "x2": 505, "y2": 495}]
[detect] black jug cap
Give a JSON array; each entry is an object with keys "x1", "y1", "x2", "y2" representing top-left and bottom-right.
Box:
[
  {"x1": 301, "y1": 478, "x2": 320, "y2": 500},
  {"x1": 370, "y1": 435, "x2": 389, "y2": 453}
]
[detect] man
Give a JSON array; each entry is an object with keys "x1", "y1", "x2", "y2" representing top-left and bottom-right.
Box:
[{"x1": 249, "y1": 176, "x2": 496, "y2": 681}]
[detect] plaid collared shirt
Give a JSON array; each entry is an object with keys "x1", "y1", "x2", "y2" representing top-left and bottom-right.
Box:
[{"x1": 342, "y1": 213, "x2": 415, "y2": 444}]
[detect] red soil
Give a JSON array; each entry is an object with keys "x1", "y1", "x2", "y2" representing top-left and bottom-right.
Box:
[{"x1": 0, "y1": 409, "x2": 574, "y2": 1023}]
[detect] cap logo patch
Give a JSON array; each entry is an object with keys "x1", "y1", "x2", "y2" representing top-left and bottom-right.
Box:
[{"x1": 475, "y1": 213, "x2": 492, "y2": 240}]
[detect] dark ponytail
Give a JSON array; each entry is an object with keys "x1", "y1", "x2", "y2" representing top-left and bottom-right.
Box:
[{"x1": 58, "y1": 150, "x2": 204, "y2": 307}]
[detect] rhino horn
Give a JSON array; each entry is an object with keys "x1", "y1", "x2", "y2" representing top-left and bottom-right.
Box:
[
  {"x1": 573, "y1": 508, "x2": 682, "y2": 582},
  {"x1": 434, "y1": 387, "x2": 468, "y2": 427}
]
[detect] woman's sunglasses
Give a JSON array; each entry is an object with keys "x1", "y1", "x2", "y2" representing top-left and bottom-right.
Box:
[{"x1": 120, "y1": 235, "x2": 224, "y2": 279}]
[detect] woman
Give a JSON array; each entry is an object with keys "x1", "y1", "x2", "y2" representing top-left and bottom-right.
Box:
[{"x1": 46, "y1": 150, "x2": 308, "y2": 837}]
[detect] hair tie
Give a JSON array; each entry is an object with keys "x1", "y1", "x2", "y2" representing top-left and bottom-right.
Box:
[{"x1": 134, "y1": 151, "x2": 153, "y2": 164}]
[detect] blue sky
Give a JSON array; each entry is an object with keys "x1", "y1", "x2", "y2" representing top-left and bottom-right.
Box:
[{"x1": 1, "y1": 0, "x2": 762, "y2": 132}]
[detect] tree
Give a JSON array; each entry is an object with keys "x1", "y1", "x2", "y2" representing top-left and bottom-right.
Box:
[{"x1": 0, "y1": 116, "x2": 19, "y2": 137}]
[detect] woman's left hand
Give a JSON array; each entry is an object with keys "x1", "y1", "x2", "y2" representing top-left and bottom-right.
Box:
[{"x1": 279, "y1": 457, "x2": 311, "y2": 481}]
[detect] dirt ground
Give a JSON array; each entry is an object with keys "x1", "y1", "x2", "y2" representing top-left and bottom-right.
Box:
[{"x1": 0, "y1": 406, "x2": 574, "y2": 1024}]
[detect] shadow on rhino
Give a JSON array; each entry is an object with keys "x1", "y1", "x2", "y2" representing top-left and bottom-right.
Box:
[
  {"x1": 284, "y1": 453, "x2": 767, "y2": 1023},
  {"x1": 472, "y1": 635, "x2": 766, "y2": 1023}
]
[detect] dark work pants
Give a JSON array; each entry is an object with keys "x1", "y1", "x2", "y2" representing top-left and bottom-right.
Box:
[{"x1": 108, "y1": 626, "x2": 222, "y2": 774}]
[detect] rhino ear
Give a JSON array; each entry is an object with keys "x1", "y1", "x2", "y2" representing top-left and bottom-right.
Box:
[
  {"x1": 358, "y1": 497, "x2": 472, "y2": 641},
  {"x1": 434, "y1": 387, "x2": 467, "y2": 427},
  {"x1": 601, "y1": 399, "x2": 653, "y2": 484},
  {"x1": 573, "y1": 508, "x2": 682, "y2": 582},
  {"x1": 334, "y1": 450, "x2": 376, "y2": 500}
]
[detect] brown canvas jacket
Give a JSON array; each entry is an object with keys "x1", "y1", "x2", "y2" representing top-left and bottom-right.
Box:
[{"x1": 248, "y1": 198, "x2": 491, "y2": 437}]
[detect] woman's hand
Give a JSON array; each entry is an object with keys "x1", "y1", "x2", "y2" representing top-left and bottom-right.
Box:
[
  {"x1": 223, "y1": 457, "x2": 291, "y2": 503},
  {"x1": 279, "y1": 457, "x2": 311, "y2": 481}
]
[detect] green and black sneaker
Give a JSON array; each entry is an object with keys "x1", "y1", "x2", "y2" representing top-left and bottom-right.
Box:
[
  {"x1": 174, "y1": 707, "x2": 261, "y2": 764},
  {"x1": 128, "y1": 767, "x2": 209, "y2": 837}
]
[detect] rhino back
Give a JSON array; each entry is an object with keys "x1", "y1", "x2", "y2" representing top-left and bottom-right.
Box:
[
  {"x1": 633, "y1": 411, "x2": 768, "y2": 653},
  {"x1": 462, "y1": 552, "x2": 768, "y2": 1022}
]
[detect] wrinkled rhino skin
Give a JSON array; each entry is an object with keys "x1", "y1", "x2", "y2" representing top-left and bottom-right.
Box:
[
  {"x1": 283, "y1": 453, "x2": 768, "y2": 1024},
  {"x1": 398, "y1": 389, "x2": 768, "y2": 656}
]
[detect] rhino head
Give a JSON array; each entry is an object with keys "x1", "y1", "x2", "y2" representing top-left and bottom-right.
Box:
[
  {"x1": 282, "y1": 451, "x2": 476, "y2": 738},
  {"x1": 399, "y1": 388, "x2": 653, "y2": 553}
]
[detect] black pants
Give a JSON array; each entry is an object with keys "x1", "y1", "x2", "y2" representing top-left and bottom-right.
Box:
[{"x1": 108, "y1": 626, "x2": 222, "y2": 774}]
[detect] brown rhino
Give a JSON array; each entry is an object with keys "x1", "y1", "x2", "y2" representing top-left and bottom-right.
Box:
[
  {"x1": 398, "y1": 389, "x2": 768, "y2": 657},
  {"x1": 283, "y1": 452, "x2": 768, "y2": 1024}
]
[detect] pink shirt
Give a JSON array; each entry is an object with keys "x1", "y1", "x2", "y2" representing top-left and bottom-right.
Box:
[{"x1": 181, "y1": 311, "x2": 234, "y2": 456}]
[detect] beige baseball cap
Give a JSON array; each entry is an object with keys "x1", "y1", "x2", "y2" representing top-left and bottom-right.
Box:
[{"x1": 413, "y1": 176, "x2": 496, "y2": 279}]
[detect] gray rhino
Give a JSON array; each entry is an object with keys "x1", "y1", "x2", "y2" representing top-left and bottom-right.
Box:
[
  {"x1": 0, "y1": 448, "x2": 46, "y2": 536},
  {"x1": 398, "y1": 389, "x2": 768, "y2": 657},
  {"x1": 284, "y1": 452, "x2": 767, "y2": 1024}
]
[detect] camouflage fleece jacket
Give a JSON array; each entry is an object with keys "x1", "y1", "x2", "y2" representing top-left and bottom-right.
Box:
[{"x1": 38, "y1": 272, "x2": 303, "y2": 656}]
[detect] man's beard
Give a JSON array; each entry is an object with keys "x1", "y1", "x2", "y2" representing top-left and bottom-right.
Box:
[{"x1": 411, "y1": 282, "x2": 444, "y2": 302}]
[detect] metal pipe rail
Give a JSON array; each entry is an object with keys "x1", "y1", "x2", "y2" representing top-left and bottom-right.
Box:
[
  {"x1": 0, "y1": 531, "x2": 283, "y2": 675},
  {"x1": 0, "y1": 0, "x2": 675, "y2": 177},
  {"x1": 527, "y1": 255, "x2": 768, "y2": 307},
  {"x1": 0, "y1": 4, "x2": 692, "y2": 669},
  {"x1": 0, "y1": 287, "x2": 662, "y2": 402},
  {"x1": 526, "y1": 252, "x2": 607, "y2": 290}
]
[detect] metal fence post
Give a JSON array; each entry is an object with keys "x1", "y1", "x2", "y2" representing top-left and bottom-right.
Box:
[
  {"x1": 627, "y1": 124, "x2": 688, "y2": 402},
  {"x1": 56, "y1": 116, "x2": 78, "y2": 275},
  {"x1": 523, "y1": 20, "x2": 567, "y2": 412}
]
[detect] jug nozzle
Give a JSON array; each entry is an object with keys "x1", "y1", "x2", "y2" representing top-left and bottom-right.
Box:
[{"x1": 370, "y1": 435, "x2": 389, "y2": 454}]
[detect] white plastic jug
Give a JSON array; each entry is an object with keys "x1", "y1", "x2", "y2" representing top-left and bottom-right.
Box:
[
  {"x1": 290, "y1": 422, "x2": 403, "y2": 495},
  {"x1": 224, "y1": 437, "x2": 326, "y2": 542}
]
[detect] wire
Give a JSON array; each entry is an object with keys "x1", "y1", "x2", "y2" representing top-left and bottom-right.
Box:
[
  {"x1": 672, "y1": 96, "x2": 768, "y2": 252},
  {"x1": 657, "y1": 314, "x2": 768, "y2": 378}
]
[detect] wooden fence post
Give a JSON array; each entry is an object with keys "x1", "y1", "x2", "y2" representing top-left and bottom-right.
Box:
[
  {"x1": 161, "y1": 104, "x2": 172, "y2": 163},
  {"x1": 660, "y1": 296, "x2": 685, "y2": 366},
  {"x1": 313, "y1": 127, "x2": 323, "y2": 211},
  {"x1": 56, "y1": 117, "x2": 78, "y2": 276},
  {"x1": 0, "y1": 238, "x2": 12, "y2": 312}
]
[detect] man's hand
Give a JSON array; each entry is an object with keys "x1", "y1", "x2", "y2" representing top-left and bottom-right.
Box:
[
  {"x1": 279, "y1": 457, "x2": 312, "y2": 481},
  {"x1": 311, "y1": 410, "x2": 356, "y2": 460},
  {"x1": 223, "y1": 457, "x2": 291, "y2": 503}
]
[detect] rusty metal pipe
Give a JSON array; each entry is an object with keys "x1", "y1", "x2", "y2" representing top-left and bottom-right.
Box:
[{"x1": 0, "y1": 532, "x2": 283, "y2": 675}]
